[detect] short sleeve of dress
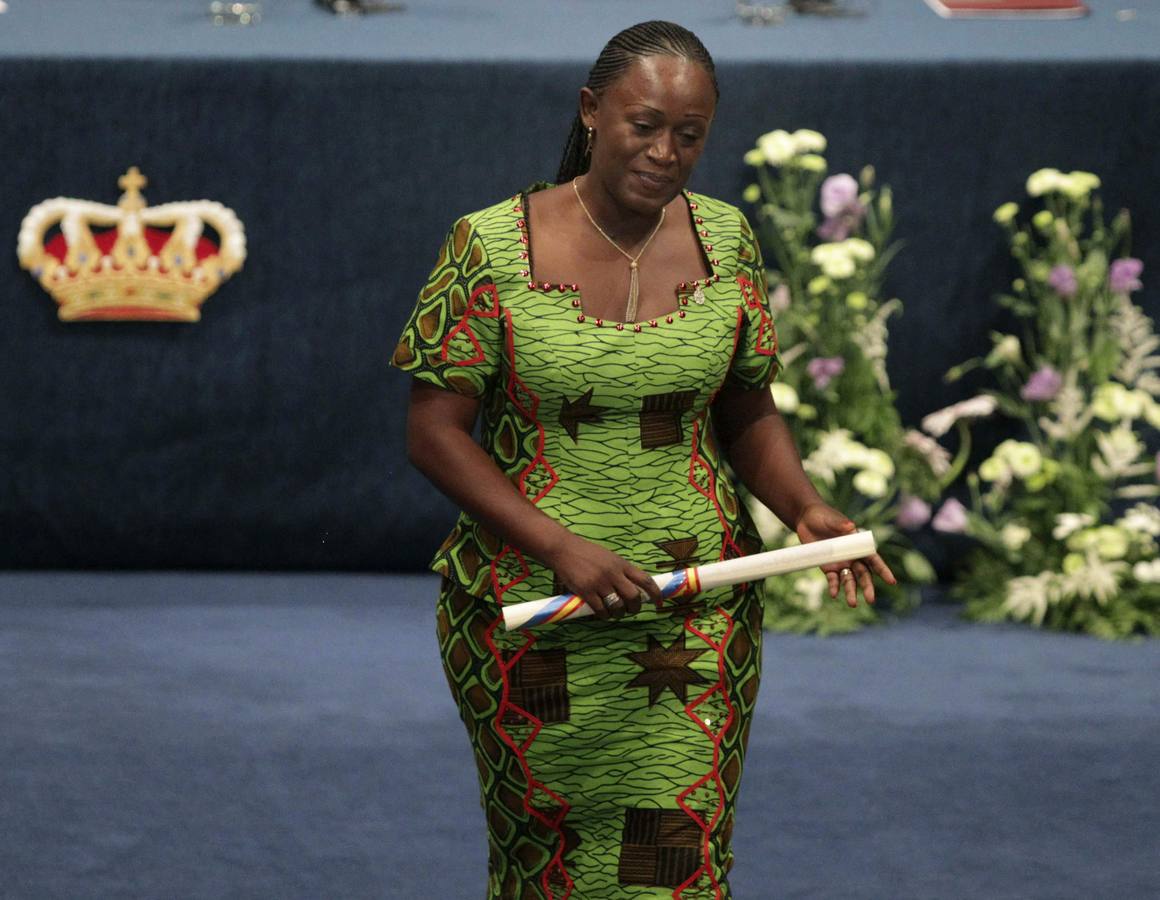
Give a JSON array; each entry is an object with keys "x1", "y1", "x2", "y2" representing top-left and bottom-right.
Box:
[
  {"x1": 390, "y1": 216, "x2": 501, "y2": 398},
  {"x1": 726, "y1": 211, "x2": 781, "y2": 390}
]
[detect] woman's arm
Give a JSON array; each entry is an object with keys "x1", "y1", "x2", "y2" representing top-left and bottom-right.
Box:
[
  {"x1": 712, "y1": 383, "x2": 896, "y2": 606},
  {"x1": 406, "y1": 380, "x2": 661, "y2": 618}
]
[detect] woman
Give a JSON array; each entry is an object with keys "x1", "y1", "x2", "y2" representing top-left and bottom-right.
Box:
[{"x1": 392, "y1": 20, "x2": 894, "y2": 899}]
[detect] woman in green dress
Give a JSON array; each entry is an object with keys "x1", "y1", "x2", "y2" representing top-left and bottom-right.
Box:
[{"x1": 392, "y1": 20, "x2": 894, "y2": 900}]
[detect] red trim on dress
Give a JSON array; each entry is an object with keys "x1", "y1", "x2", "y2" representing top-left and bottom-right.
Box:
[
  {"x1": 674, "y1": 609, "x2": 736, "y2": 900},
  {"x1": 483, "y1": 306, "x2": 571, "y2": 897},
  {"x1": 442, "y1": 282, "x2": 500, "y2": 366},
  {"x1": 736, "y1": 276, "x2": 778, "y2": 357}
]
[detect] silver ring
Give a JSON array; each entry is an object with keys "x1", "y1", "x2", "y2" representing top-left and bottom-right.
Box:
[
  {"x1": 603, "y1": 591, "x2": 622, "y2": 607},
  {"x1": 839, "y1": 567, "x2": 853, "y2": 580}
]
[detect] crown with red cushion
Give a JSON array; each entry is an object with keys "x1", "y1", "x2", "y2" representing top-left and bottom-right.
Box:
[{"x1": 17, "y1": 167, "x2": 246, "y2": 322}]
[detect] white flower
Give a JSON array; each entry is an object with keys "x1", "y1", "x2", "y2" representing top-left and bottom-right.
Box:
[
  {"x1": 758, "y1": 129, "x2": 797, "y2": 166},
  {"x1": 1132, "y1": 559, "x2": 1160, "y2": 584},
  {"x1": 985, "y1": 333, "x2": 1022, "y2": 367},
  {"x1": 861, "y1": 448, "x2": 896, "y2": 478},
  {"x1": 1059, "y1": 170, "x2": 1101, "y2": 199},
  {"x1": 1091, "y1": 426, "x2": 1145, "y2": 480},
  {"x1": 996, "y1": 440, "x2": 1043, "y2": 479},
  {"x1": 792, "y1": 569, "x2": 829, "y2": 612},
  {"x1": 1116, "y1": 503, "x2": 1160, "y2": 537},
  {"x1": 817, "y1": 253, "x2": 855, "y2": 280},
  {"x1": 993, "y1": 202, "x2": 1019, "y2": 225},
  {"x1": 1091, "y1": 382, "x2": 1146, "y2": 422},
  {"x1": 770, "y1": 382, "x2": 799, "y2": 413},
  {"x1": 1000, "y1": 523, "x2": 1033, "y2": 552},
  {"x1": 844, "y1": 238, "x2": 875, "y2": 262},
  {"x1": 853, "y1": 470, "x2": 889, "y2": 499},
  {"x1": 1026, "y1": 168, "x2": 1065, "y2": 197},
  {"x1": 1059, "y1": 550, "x2": 1126, "y2": 605},
  {"x1": 921, "y1": 395, "x2": 998, "y2": 438},
  {"x1": 804, "y1": 429, "x2": 859, "y2": 485},
  {"x1": 1002, "y1": 572, "x2": 1057, "y2": 625},
  {"x1": 904, "y1": 429, "x2": 952, "y2": 478},
  {"x1": 1053, "y1": 512, "x2": 1095, "y2": 540},
  {"x1": 791, "y1": 128, "x2": 827, "y2": 154}
]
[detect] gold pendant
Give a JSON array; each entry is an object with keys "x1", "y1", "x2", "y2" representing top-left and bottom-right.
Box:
[{"x1": 693, "y1": 283, "x2": 706, "y2": 305}]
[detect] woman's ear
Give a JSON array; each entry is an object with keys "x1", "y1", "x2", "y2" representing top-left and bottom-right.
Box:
[{"x1": 578, "y1": 87, "x2": 598, "y2": 130}]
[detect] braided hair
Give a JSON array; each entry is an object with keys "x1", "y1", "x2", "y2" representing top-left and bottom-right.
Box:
[{"x1": 555, "y1": 21, "x2": 719, "y2": 184}]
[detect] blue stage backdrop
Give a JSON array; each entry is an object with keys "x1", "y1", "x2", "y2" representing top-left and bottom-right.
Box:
[{"x1": 0, "y1": 1, "x2": 1157, "y2": 569}]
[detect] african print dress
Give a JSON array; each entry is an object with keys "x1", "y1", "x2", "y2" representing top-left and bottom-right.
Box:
[{"x1": 392, "y1": 186, "x2": 780, "y2": 900}]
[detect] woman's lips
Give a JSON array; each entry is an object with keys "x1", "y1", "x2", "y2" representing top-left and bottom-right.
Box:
[{"x1": 634, "y1": 171, "x2": 672, "y2": 191}]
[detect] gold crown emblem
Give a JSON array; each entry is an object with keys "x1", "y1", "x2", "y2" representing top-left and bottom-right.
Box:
[{"x1": 17, "y1": 167, "x2": 246, "y2": 322}]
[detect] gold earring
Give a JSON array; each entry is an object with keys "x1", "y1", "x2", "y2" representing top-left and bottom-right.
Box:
[{"x1": 584, "y1": 126, "x2": 594, "y2": 157}]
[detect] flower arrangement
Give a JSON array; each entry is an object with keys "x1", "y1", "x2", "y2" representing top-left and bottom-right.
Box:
[
  {"x1": 742, "y1": 129, "x2": 953, "y2": 634},
  {"x1": 926, "y1": 169, "x2": 1160, "y2": 638}
]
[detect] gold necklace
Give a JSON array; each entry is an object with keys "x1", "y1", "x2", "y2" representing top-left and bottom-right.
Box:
[{"x1": 572, "y1": 177, "x2": 665, "y2": 323}]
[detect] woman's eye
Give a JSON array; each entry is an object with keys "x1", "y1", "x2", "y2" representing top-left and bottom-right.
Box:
[
  {"x1": 632, "y1": 122, "x2": 653, "y2": 133},
  {"x1": 680, "y1": 133, "x2": 701, "y2": 143}
]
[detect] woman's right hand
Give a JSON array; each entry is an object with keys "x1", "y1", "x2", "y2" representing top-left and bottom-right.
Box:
[{"x1": 543, "y1": 534, "x2": 662, "y2": 621}]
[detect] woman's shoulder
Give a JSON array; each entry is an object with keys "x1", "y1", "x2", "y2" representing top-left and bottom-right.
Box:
[{"x1": 683, "y1": 189, "x2": 752, "y2": 235}]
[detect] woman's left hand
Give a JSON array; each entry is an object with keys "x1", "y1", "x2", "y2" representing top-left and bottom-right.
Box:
[{"x1": 795, "y1": 503, "x2": 897, "y2": 608}]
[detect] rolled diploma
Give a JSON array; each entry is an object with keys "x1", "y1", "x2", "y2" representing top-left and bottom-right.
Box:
[{"x1": 501, "y1": 530, "x2": 877, "y2": 630}]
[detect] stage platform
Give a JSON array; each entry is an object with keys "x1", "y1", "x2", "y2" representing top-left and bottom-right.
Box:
[{"x1": 1, "y1": 572, "x2": 1157, "y2": 898}]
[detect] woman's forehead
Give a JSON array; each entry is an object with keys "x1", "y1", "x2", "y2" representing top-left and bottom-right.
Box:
[{"x1": 601, "y1": 56, "x2": 716, "y2": 117}]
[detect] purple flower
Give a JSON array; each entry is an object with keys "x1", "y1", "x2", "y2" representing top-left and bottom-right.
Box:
[
  {"x1": 1109, "y1": 257, "x2": 1143, "y2": 293},
  {"x1": 896, "y1": 495, "x2": 932, "y2": 530},
  {"x1": 1020, "y1": 365, "x2": 1063, "y2": 402},
  {"x1": 816, "y1": 173, "x2": 865, "y2": 242},
  {"x1": 1047, "y1": 265, "x2": 1078, "y2": 298},
  {"x1": 931, "y1": 498, "x2": 969, "y2": 534},
  {"x1": 820, "y1": 174, "x2": 859, "y2": 218},
  {"x1": 806, "y1": 356, "x2": 846, "y2": 390}
]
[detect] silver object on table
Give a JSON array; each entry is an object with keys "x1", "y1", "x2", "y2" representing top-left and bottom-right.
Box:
[{"x1": 209, "y1": 2, "x2": 262, "y2": 26}]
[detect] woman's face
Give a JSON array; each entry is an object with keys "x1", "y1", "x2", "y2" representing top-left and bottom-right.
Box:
[{"x1": 580, "y1": 55, "x2": 716, "y2": 216}]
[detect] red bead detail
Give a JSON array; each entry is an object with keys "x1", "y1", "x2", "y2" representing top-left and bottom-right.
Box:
[
  {"x1": 571, "y1": 298, "x2": 581, "y2": 307},
  {"x1": 706, "y1": 244, "x2": 713, "y2": 252},
  {"x1": 557, "y1": 284, "x2": 567, "y2": 292},
  {"x1": 542, "y1": 282, "x2": 551, "y2": 291},
  {"x1": 520, "y1": 269, "x2": 530, "y2": 277},
  {"x1": 649, "y1": 320, "x2": 658, "y2": 327},
  {"x1": 571, "y1": 283, "x2": 579, "y2": 291},
  {"x1": 595, "y1": 318, "x2": 604, "y2": 327},
  {"x1": 689, "y1": 202, "x2": 699, "y2": 210},
  {"x1": 679, "y1": 281, "x2": 687, "y2": 290},
  {"x1": 527, "y1": 281, "x2": 536, "y2": 289},
  {"x1": 519, "y1": 251, "x2": 528, "y2": 259},
  {"x1": 678, "y1": 310, "x2": 686, "y2": 318},
  {"x1": 615, "y1": 323, "x2": 624, "y2": 331},
  {"x1": 577, "y1": 314, "x2": 586, "y2": 323},
  {"x1": 713, "y1": 274, "x2": 721, "y2": 282},
  {"x1": 665, "y1": 316, "x2": 673, "y2": 324},
  {"x1": 711, "y1": 259, "x2": 720, "y2": 266},
  {"x1": 520, "y1": 235, "x2": 529, "y2": 244},
  {"x1": 681, "y1": 298, "x2": 689, "y2": 305},
  {"x1": 695, "y1": 216, "x2": 704, "y2": 224},
  {"x1": 700, "y1": 230, "x2": 710, "y2": 237},
  {"x1": 516, "y1": 218, "x2": 525, "y2": 228},
  {"x1": 633, "y1": 324, "x2": 642, "y2": 332}
]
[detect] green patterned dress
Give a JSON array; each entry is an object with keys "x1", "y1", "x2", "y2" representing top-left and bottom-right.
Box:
[{"x1": 392, "y1": 185, "x2": 780, "y2": 900}]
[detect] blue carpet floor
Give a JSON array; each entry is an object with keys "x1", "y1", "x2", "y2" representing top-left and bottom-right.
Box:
[{"x1": 1, "y1": 572, "x2": 1157, "y2": 899}]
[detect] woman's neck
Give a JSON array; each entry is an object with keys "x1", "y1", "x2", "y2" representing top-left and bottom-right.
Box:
[{"x1": 574, "y1": 173, "x2": 666, "y2": 246}]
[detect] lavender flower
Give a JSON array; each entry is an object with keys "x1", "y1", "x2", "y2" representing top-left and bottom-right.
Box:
[
  {"x1": 1047, "y1": 264, "x2": 1078, "y2": 298},
  {"x1": 807, "y1": 356, "x2": 846, "y2": 390},
  {"x1": 1109, "y1": 258, "x2": 1143, "y2": 293},
  {"x1": 897, "y1": 495, "x2": 932, "y2": 530},
  {"x1": 1020, "y1": 366, "x2": 1063, "y2": 402},
  {"x1": 817, "y1": 174, "x2": 865, "y2": 242},
  {"x1": 931, "y1": 498, "x2": 969, "y2": 534}
]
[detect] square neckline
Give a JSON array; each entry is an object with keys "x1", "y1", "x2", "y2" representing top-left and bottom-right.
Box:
[{"x1": 519, "y1": 182, "x2": 718, "y2": 326}]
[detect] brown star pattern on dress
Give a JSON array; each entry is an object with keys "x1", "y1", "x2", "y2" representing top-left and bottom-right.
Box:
[
  {"x1": 626, "y1": 632, "x2": 710, "y2": 707},
  {"x1": 559, "y1": 387, "x2": 609, "y2": 442}
]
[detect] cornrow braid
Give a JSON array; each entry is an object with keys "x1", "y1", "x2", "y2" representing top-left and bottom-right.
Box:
[{"x1": 555, "y1": 20, "x2": 719, "y2": 185}]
